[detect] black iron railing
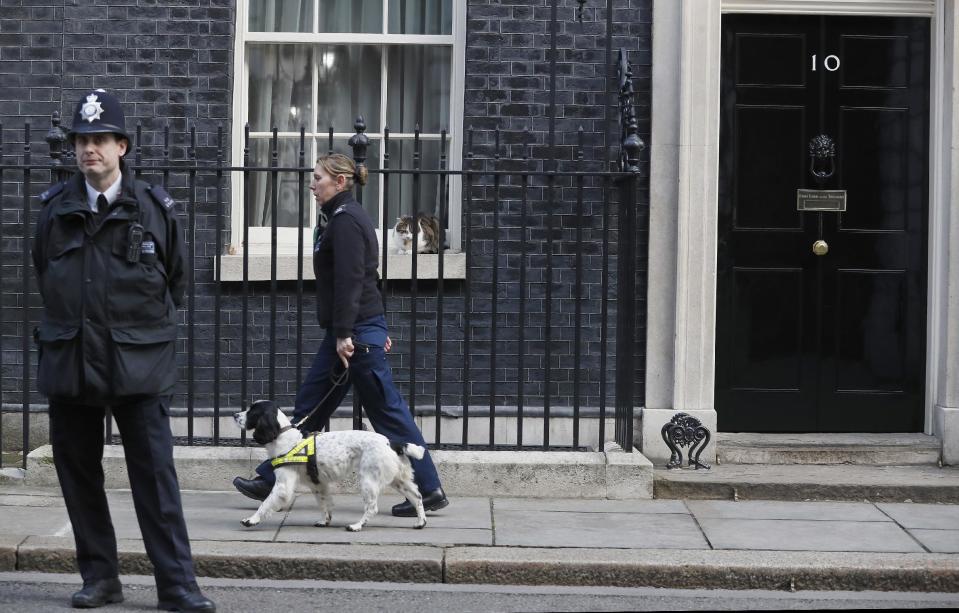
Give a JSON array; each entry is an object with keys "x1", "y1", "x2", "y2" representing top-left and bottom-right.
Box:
[{"x1": 0, "y1": 49, "x2": 646, "y2": 464}]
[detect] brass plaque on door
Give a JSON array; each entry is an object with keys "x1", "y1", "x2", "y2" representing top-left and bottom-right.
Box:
[{"x1": 796, "y1": 189, "x2": 846, "y2": 212}]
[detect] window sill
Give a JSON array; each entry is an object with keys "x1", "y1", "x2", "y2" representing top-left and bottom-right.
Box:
[{"x1": 217, "y1": 252, "x2": 466, "y2": 282}]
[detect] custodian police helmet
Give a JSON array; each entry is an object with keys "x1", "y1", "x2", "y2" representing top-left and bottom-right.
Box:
[{"x1": 68, "y1": 88, "x2": 129, "y2": 142}]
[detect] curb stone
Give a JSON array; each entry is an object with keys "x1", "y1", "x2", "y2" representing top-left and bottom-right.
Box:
[
  {"x1": 444, "y1": 548, "x2": 959, "y2": 592},
  {"x1": 0, "y1": 535, "x2": 20, "y2": 571},
  {"x1": 9, "y1": 538, "x2": 959, "y2": 592}
]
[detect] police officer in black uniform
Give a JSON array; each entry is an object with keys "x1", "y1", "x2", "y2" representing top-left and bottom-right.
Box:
[
  {"x1": 232, "y1": 153, "x2": 449, "y2": 517},
  {"x1": 32, "y1": 89, "x2": 215, "y2": 611}
]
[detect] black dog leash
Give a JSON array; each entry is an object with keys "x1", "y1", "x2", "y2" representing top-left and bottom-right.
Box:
[
  {"x1": 290, "y1": 338, "x2": 375, "y2": 430},
  {"x1": 290, "y1": 361, "x2": 349, "y2": 431}
]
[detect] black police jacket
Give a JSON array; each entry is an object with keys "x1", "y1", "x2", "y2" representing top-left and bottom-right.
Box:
[
  {"x1": 313, "y1": 190, "x2": 384, "y2": 338},
  {"x1": 32, "y1": 162, "x2": 186, "y2": 403}
]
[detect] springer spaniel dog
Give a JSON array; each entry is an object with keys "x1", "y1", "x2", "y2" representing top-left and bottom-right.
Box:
[{"x1": 234, "y1": 400, "x2": 427, "y2": 531}]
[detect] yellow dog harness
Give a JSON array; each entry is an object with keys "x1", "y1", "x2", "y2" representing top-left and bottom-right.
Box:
[{"x1": 270, "y1": 432, "x2": 321, "y2": 484}]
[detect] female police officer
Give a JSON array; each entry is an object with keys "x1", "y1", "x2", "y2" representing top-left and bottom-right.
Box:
[
  {"x1": 232, "y1": 153, "x2": 449, "y2": 518},
  {"x1": 33, "y1": 89, "x2": 214, "y2": 611}
]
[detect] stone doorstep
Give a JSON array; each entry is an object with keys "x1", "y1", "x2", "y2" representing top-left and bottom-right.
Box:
[
  {"x1": 22, "y1": 445, "x2": 655, "y2": 500},
  {"x1": 716, "y1": 433, "x2": 942, "y2": 466},
  {"x1": 718, "y1": 449, "x2": 942, "y2": 466},
  {"x1": 6, "y1": 537, "x2": 959, "y2": 592}
]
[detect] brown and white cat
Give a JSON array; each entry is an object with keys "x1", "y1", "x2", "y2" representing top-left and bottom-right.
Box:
[{"x1": 391, "y1": 214, "x2": 441, "y2": 254}]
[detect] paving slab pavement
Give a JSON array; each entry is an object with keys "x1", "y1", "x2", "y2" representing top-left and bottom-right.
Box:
[
  {"x1": 875, "y1": 503, "x2": 959, "y2": 553},
  {"x1": 1, "y1": 485, "x2": 958, "y2": 591},
  {"x1": 910, "y1": 530, "x2": 959, "y2": 554},
  {"x1": 877, "y1": 502, "x2": 959, "y2": 530},
  {"x1": 655, "y1": 464, "x2": 959, "y2": 502},
  {"x1": 686, "y1": 499, "x2": 892, "y2": 521},
  {"x1": 494, "y1": 508, "x2": 709, "y2": 549},
  {"x1": 697, "y1": 517, "x2": 927, "y2": 553}
]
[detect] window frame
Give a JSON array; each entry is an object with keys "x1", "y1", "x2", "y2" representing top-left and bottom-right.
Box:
[{"x1": 229, "y1": 0, "x2": 466, "y2": 262}]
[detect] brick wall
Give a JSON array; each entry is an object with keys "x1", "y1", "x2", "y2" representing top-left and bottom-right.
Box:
[
  {"x1": 455, "y1": 0, "x2": 650, "y2": 412},
  {"x1": 0, "y1": 0, "x2": 234, "y2": 154},
  {"x1": 0, "y1": 0, "x2": 239, "y2": 410},
  {"x1": 0, "y1": 0, "x2": 651, "y2": 443}
]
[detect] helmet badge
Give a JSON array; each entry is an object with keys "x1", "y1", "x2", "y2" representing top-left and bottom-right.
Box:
[{"x1": 80, "y1": 93, "x2": 105, "y2": 124}]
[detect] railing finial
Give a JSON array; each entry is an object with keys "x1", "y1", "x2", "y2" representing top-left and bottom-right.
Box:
[
  {"x1": 576, "y1": 0, "x2": 587, "y2": 23},
  {"x1": 349, "y1": 115, "x2": 369, "y2": 169},
  {"x1": 617, "y1": 49, "x2": 645, "y2": 173},
  {"x1": 46, "y1": 111, "x2": 68, "y2": 169}
]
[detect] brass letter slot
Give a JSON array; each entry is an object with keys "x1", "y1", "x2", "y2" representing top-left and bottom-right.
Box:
[{"x1": 797, "y1": 189, "x2": 847, "y2": 212}]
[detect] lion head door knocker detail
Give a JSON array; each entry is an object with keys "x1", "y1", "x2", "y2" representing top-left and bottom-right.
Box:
[
  {"x1": 660, "y1": 413, "x2": 712, "y2": 470},
  {"x1": 808, "y1": 134, "x2": 836, "y2": 187}
]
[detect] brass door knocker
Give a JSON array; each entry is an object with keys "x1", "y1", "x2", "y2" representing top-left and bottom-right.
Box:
[{"x1": 808, "y1": 134, "x2": 836, "y2": 186}]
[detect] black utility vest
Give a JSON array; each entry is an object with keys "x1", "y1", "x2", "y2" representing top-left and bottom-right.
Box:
[{"x1": 33, "y1": 169, "x2": 184, "y2": 403}]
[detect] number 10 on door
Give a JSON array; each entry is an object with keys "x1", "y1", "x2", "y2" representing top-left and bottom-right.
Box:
[{"x1": 812, "y1": 54, "x2": 841, "y2": 71}]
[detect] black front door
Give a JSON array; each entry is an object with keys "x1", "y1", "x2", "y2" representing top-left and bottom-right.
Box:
[{"x1": 716, "y1": 15, "x2": 930, "y2": 432}]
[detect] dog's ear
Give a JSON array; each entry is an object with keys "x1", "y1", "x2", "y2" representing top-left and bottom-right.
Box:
[
  {"x1": 244, "y1": 400, "x2": 265, "y2": 431},
  {"x1": 252, "y1": 404, "x2": 281, "y2": 445}
]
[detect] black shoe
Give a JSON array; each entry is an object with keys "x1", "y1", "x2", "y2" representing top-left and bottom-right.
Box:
[
  {"x1": 71, "y1": 578, "x2": 123, "y2": 608},
  {"x1": 392, "y1": 487, "x2": 449, "y2": 517},
  {"x1": 233, "y1": 476, "x2": 272, "y2": 501},
  {"x1": 157, "y1": 589, "x2": 216, "y2": 612}
]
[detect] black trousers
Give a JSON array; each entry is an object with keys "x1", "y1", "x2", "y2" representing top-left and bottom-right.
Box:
[
  {"x1": 49, "y1": 396, "x2": 198, "y2": 598},
  {"x1": 254, "y1": 316, "x2": 442, "y2": 493}
]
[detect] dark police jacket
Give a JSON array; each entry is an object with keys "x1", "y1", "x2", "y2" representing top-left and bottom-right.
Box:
[
  {"x1": 313, "y1": 190, "x2": 383, "y2": 339},
  {"x1": 32, "y1": 162, "x2": 185, "y2": 403}
]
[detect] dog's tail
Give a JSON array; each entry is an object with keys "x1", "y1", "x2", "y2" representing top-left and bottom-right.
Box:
[{"x1": 389, "y1": 441, "x2": 426, "y2": 460}]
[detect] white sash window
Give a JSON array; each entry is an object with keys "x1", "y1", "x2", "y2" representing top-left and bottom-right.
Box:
[{"x1": 231, "y1": 0, "x2": 466, "y2": 260}]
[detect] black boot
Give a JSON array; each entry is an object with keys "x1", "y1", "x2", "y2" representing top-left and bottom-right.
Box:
[
  {"x1": 157, "y1": 588, "x2": 216, "y2": 612},
  {"x1": 71, "y1": 578, "x2": 123, "y2": 608},
  {"x1": 392, "y1": 487, "x2": 449, "y2": 517},
  {"x1": 232, "y1": 476, "x2": 272, "y2": 501}
]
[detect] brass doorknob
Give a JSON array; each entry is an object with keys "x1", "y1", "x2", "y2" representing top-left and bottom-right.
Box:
[{"x1": 812, "y1": 239, "x2": 829, "y2": 256}]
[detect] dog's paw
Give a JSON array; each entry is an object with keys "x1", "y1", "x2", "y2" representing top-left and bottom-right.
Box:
[
  {"x1": 414, "y1": 519, "x2": 426, "y2": 530},
  {"x1": 241, "y1": 517, "x2": 259, "y2": 528},
  {"x1": 313, "y1": 518, "x2": 330, "y2": 528},
  {"x1": 346, "y1": 523, "x2": 364, "y2": 532}
]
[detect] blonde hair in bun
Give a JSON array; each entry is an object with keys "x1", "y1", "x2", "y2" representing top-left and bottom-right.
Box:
[{"x1": 316, "y1": 153, "x2": 367, "y2": 189}]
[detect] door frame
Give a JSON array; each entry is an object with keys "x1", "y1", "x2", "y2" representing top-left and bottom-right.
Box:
[{"x1": 645, "y1": 0, "x2": 954, "y2": 450}]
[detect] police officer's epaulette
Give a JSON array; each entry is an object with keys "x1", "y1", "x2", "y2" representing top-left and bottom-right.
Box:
[
  {"x1": 38, "y1": 181, "x2": 66, "y2": 204},
  {"x1": 147, "y1": 185, "x2": 176, "y2": 211},
  {"x1": 332, "y1": 203, "x2": 347, "y2": 216}
]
